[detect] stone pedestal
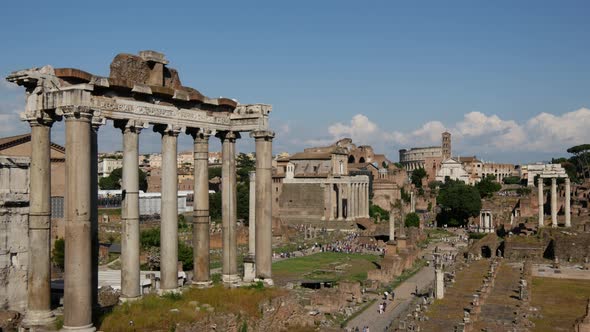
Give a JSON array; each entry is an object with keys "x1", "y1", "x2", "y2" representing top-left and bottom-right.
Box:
[{"x1": 243, "y1": 255, "x2": 256, "y2": 282}]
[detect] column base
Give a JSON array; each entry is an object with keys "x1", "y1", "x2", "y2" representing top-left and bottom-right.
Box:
[
  {"x1": 191, "y1": 280, "x2": 213, "y2": 288},
  {"x1": 222, "y1": 274, "x2": 241, "y2": 285},
  {"x1": 119, "y1": 295, "x2": 141, "y2": 303},
  {"x1": 21, "y1": 310, "x2": 55, "y2": 328},
  {"x1": 60, "y1": 323, "x2": 96, "y2": 332},
  {"x1": 254, "y1": 278, "x2": 274, "y2": 287},
  {"x1": 158, "y1": 288, "x2": 181, "y2": 296}
]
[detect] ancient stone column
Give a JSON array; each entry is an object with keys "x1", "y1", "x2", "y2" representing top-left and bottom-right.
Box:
[
  {"x1": 118, "y1": 120, "x2": 142, "y2": 300},
  {"x1": 330, "y1": 184, "x2": 337, "y2": 220},
  {"x1": 156, "y1": 124, "x2": 181, "y2": 293},
  {"x1": 565, "y1": 177, "x2": 571, "y2": 227},
  {"x1": 337, "y1": 184, "x2": 343, "y2": 220},
  {"x1": 62, "y1": 106, "x2": 96, "y2": 332},
  {"x1": 351, "y1": 183, "x2": 357, "y2": 218},
  {"x1": 538, "y1": 177, "x2": 544, "y2": 227},
  {"x1": 551, "y1": 177, "x2": 557, "y2": 228},
  {"x1": 363, "y1": 183, "x2": 369, "y2": 217},
  {"x1": 248, "y1": 171, "x2": 256, "y2": 257},
  {"x1": 410, "y1": 191, "x2": 415, "y2": 213},
  {"x1": 345, "y1": 183, "x2": 352, "y2": 220},
  {"x1": 434, "y1": 250, "x2": 444, "y2": 299},
  {"x1": 22, "y1": 116, "x2": 55, "y2": 327},
  {"x1": 91, "y1": 118, "x2": 101, "y2": 311},
  {"x1": 389, "y1": 211, "x2": 395, "y2": 241},
  {"x1": 217, "y1": 131, "x2": 240, "y2": 284},
  {"x1": 189, "y1": 129, "x2": 212, "y2": 286},
  {"x1": 251, "y1": 130, "x2": 274, "y2": 282}
]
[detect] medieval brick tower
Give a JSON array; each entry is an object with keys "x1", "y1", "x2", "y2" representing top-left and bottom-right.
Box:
[{"x1": 442, "y1": 131, "x2": 451, "y2": 159}]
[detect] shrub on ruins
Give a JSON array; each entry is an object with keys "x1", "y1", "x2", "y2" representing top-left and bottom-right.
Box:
[
  {"x1": 405, "y1": 212, "x2": 420, "y2": 228},
  {"x1": 52, "y1": 238, "x2": 65, "y2": 270},
  {"x1": 369, "y1": 204, "x2": 389, "y2": 222},
  {"x1": 140, "y1": 227, "x2": 160, "y2": 248},
  {"x1": 411, "y1": 168, "x2": 427, "y2": 188},
  {"x1": 436, "y1": 179, "x2": 482, "y2": 227},
  {"x1": 475, "y1": 174, "x2": 501, "y2": 198}
]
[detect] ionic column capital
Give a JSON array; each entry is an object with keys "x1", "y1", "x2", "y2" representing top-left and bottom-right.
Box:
[
  {"x1": 114, "y1": 119, "x2": 147, "y2": 134},
  {"x1": 154, "y1": 123, "x2": 182, "y2": 137},
  {"x1": 187, "y1": 128, "x2": 212, "y2": 141},
  {"x1": 250, "y1": 130, "x2": 275, "y2": 140},
  {"x1": 216, "y1": 130, "x2": 241, "y2": 142}
]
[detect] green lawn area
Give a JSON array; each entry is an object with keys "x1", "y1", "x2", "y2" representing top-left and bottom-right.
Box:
[
  {"x1": 272, "y1": 252, "x2": 381, "y2": 285},
  {"x1": 531, "y1": 277, "x2": 590, "y2": 332}
]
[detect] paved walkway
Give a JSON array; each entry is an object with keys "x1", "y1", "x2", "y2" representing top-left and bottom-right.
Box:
[{"x1": 346, "y1": 257, "x2": 434, "y2": 331}]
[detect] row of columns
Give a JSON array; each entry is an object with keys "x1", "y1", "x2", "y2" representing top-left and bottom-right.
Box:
[
  {"x1": 324, "y1": 181, "x2": 369, "y2": 221},
  {"x1": 405, "y1": 161, "x2": 424, "y2": 172},
  {"x1": 22, "y1": 105, "x2": 275, "y2": 331},
  {"x1": 537, "y1": 177, "x2": 571, "y2": 228},
  {"x1": 478, "y1": 211, "x2": 493, "y2": 233}
]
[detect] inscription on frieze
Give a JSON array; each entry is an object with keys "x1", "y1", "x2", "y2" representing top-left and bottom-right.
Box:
[{"x1": 91, "y1": 96, "x2": 230, "y2": 125}]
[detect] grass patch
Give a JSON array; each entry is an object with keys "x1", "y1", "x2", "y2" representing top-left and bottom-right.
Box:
[
  {"x1": 531, "y1": 277, "x2": 590, "y2": 332},
  {"x1": 272, "y1": 252, "x2": 381, "y2": 284},
  {"x1": 98, "y1": 208, "x2": 121, "y2": 216},
  {"x1": 99, "y1": 285, "x2": 285, "y2": 331}
]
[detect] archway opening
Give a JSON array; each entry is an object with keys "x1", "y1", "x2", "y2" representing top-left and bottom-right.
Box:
[
  {"x1": 348, "y1": 155, "x2": 355, "y2": 163},
  {"x1": 359, "y1": 157, "x2": 366, "y2": 163},
  {"x1": 481, "y1": 246, "x2": 492, "y2": 258}
]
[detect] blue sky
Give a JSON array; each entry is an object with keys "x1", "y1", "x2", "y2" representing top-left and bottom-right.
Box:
[{"x1": 1, "y1": 1, "x2": 589, "y2": 163}]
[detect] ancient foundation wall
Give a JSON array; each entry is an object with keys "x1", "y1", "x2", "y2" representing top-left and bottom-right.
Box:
[
  {"x1": 278, "y1": 183, "x2": 325, "y2": 223},
  {"x1": 0, "y1": 156, "x2": 30, "y2": 312}
]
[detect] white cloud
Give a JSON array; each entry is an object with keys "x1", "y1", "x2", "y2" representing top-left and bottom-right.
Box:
[
  {"x1": 0, "y1": 80, "x2": 19, "y2": 90},
  {"x1": 305, "y1": 108, "x2": 590, "y2": 160}
]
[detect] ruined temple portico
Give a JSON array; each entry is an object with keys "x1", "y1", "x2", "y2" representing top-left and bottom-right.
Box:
[
  {"x1": 7, "y1": 50, "x2": 275, "y2": 330},
  {"x1": 536, "y1": 164, "x2": 570, "y2": 228}
]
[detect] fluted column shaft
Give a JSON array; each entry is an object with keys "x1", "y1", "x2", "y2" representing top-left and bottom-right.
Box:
[
  {"x1": 565, "y1": 177, "x2": 571, "y2": 227},
  {"x1": 551, "y1": 177, "x2": 557, "y2": 227},
  {"x1": 63, "y1": 107, "x2": 95, "y2": 331},
  {"x1": 23, "y1": 119, "x2": 55, "y2": 327},
  {"x1": 252, "y1": 130, "x2": 274, "y2": 280},
  {"x1": 191, "y1": 130, "x2": 211, "y2": 285},
  {"x1": 120, "y1": 122, "x2": 141, "y2": 299},
  {"x1": 157, "y1": 125, "x2": 180, "y2": 292},
  {"x1": 218, "y1": 131, "x2": 239, "y2": 283},
  {"x1": 538, "y1": 177, "x2": 544, "y2": 227}
]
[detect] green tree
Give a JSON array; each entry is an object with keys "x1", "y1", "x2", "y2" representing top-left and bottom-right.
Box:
[
  {"x1": 502, "y1": 176, "x2": 521, "y2": 185},
  {"x1": 369, "y1": 204, "x2": 389, "y2": 222},
  {"x1": 178, "y1": 242, "x2": 193, "y2": 271},
  {"x1": 98, "y1": 167, "x2": 147, "y2": 192},
  {"x1": 567, "y1": 144, "x2": 590, "y2": 181},
  {"x1": 208, "y1": 166, "x2": 222, "y2": 179},
  {"x1": 437, "y1": 180, "x2": 482, "y2": 227},
  {"x1": 236, "y1": 153, "x2": 256, "y2": 184},
  {"x1": 476, "y1": 174, "x2": 501, "y2": 198},
  {"x1": 237, "y1": 182, "x2": 250, "y2": 222},
  {"x1": 209, "y1": 191, "x2": 222, "y2": 221},
  {"x1": 411, "y1": 168, "x2": 427, "y2": 188},
  {"x1": 405, "y1": 212, "x2": 420, "y2": 228},
  {"x1": 140, "y1": 227, "x2": 160, "y2": 248},
  {"x1": 400, "y1": 188, "x2": 411, "y2": 203},
  {"x1": 52, "y1": 238, "x2": 65, "y2": 270}
]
